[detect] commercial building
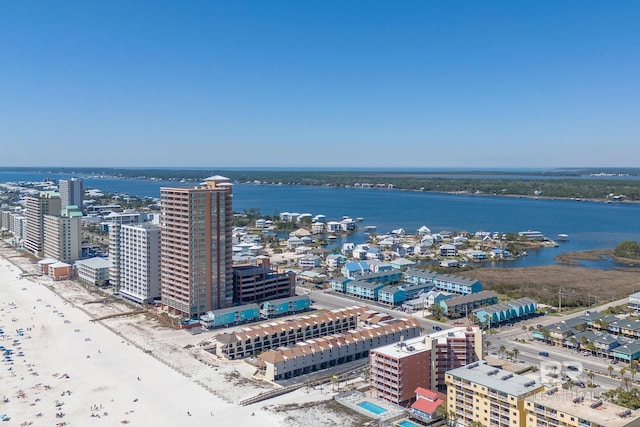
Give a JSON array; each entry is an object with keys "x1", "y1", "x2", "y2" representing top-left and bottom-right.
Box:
[
  {"x1": 445, "y1": 361, "x2": 544, "y2": 427},
  {"x1": 369, "y1": 327, "x2": 483, "y2": 405},
  {"x1": 160, "y1": 176, "x2": 233, "y2": 318},
  {"x1": 525, "y1": 388, "x2": 640, "y2": 427},
  {"x1": 232, "y1": 258, "x2": 295, "y2": 305},
  {"x1": 24, "y1": 191, "x2": 61, "y2": 258},
  {"x1": 43, "y1": 205, "x2": 83, "y2": 263},
  {"x1": 58, "y1": 178, "x2": 84, "y2": 211},
  {"x1": 118, "y1": 223, "x2": 161, "y2": 304},
  {"x1": 260, "y1": 295, "x2": 310, "y2": 318}
]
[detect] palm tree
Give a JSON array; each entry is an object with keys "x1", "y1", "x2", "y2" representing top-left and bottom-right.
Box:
[
  {"x1": 587, "y1": 371, "x2": 596, "y2": 387},
  {"x1": 540, "y1": 327, "x2": 551, "y2": 344},
  {"x1": 570, "y1": 336, "x2": 578, "y2": 352},
  {"x1": 566, "y1": 379, "x2": 575, "y2": 390},
  {"x1": 629, "y1": 365, "x2": 637, "y2": 383},
  {"x1": 499, "y1": 345, "x2": 506, "y2": 359},
  {"x1": 608, "y1": 365, "x2": 614, "y2": 377},
  {"x1": 512, "y1": 347, "x2": 519, "y2": 362}
]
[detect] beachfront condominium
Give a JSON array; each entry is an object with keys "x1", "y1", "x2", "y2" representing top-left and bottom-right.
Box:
[
  {"x1": 24, "y1": 191, "x2": 61, "y2": 258},
  {"x1": 105, "y1": 210, "x2": 141, "y2": 292},
  {"x1": 58, "y1": 178, "x2": 84, "y2": 211},
  {"x1": 118, "y1": 223, "x2": 161, "y2": 305},
  {"x1": 368, "y1": 326, "x2": 483, "y2": 405},
  {"x1": 160, "y1": 176, "x2": 233, "y2": 319},
  {"x1": 43, "y1": 205, "x2": 83, "y2": 263},
  {"x1": 445, "y1": 361, "x2": 544, "y2": 427}
]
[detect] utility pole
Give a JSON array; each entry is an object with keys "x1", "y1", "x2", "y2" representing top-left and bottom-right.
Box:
[{"x1": 558, "y1": 288, "x2": 562, "y2": 312}]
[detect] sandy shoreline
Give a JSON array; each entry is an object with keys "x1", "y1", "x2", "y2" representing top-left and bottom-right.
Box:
[{"x1": 0, "y1": 247, "x2": 360, "y2": 427}]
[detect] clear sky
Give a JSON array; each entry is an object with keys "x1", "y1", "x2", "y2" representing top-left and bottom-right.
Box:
[{"x1": 1, "y1": 1, "x2": 639, "y2": 169}]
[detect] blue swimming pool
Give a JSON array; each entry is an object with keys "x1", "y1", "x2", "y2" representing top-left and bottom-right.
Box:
[
  {"x1": 357, "y1": 400, "x2": 388, "y2": 415},
  {"x1": 398, "y1": 420, "x2": 420, "y2": 427}
]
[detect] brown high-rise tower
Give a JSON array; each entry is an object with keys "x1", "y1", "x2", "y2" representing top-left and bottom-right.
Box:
[{"x1": 160, "y1": 176, "x2": 233, "y2": 319}]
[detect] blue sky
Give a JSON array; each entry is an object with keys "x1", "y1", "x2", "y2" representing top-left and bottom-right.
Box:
[{"x1": 1, "y1": 1, "x2": 639, "y2": 168}]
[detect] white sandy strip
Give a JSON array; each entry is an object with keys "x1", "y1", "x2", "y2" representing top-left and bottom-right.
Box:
[{"x1": 0, "y1": 256, "x2": 285, "y2": 427}]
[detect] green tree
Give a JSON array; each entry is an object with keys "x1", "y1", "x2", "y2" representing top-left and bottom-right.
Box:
[
  {"x1": 614, "y1": 241, "x2": 640, "y2": 259},
  {"x1": 608, "y1": 365, "x2": 615, "y2": 377}
]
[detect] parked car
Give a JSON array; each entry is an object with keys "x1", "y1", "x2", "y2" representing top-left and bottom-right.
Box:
[{"x1": 575, "y1": 381, "x2": 586, "y2": 388}]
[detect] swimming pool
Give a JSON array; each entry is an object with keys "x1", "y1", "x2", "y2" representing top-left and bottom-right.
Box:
[
  {"x1": 397, "y1": 420, "x2": 420, "y2": 427},
  {"x1": 357, "y1": 400, "x2": 388, "y2": 415}
]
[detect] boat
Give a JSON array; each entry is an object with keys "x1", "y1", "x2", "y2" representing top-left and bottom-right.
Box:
[
  {"x1": 326, "y1": 235, "x2": 337, "y2": 240},
  {"x1": 557, "y1": 234, "x2": 569, "y2": 241},
  {"x1": 356, "y1": 217, "x2": 364, "y2": 222}
]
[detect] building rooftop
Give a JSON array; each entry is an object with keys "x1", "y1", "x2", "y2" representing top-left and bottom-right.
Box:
[
  {"x1": 443, "y1": 290, "x2": 499, "y2": 307},
  {"x1": 74, "y1": 257, "x2": 112, "y2": 269},
  {"x1": 447, "y1": 360, "x2": 543, "y2": 397},
  {"x1": 371, "y1": 327, "x2": 478, "y2": 358},
  {"x1": 526, "y1": 389, "x2": 639, "y2": 427}
]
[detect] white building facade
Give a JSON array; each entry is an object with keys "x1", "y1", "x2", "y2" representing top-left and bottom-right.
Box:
[{"x1": 119, "y1": 223, "x2": 161, "y2": 304}]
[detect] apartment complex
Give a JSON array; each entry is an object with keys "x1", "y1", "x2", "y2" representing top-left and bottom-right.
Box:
[
  {"x1": 43, "y1": 205, "x2": 83, "y2": 263},
  {"x1": 75, "y1": 257, "x2": 112, "y2": 286},
  {"x1": 24, "y1": 191, "x2": 61, "y2": 258},
  {"x1": 216, "y1": 306, "x2": 367, "y2": 359},
  {"x1": 369, "y1": 327, "x2": 483, "y2": 405},
  {"x1": 58, "y1": 178, "x2": 84, "y2": 210},
  {"x1": 232, "y1": 258, "x2": 295, "y2": 305},
  {"x1": 118, "y1": 223, "x2": 161, "y2": 304},
  {"x1": 160, "y1": 176, "x2": 233, "y2": 318},
  {"x1": 524, "y1": 388, "x2": 639, "y2": 427},
  {"x1": 445, "y1": 361, "x2": 544, "y2": 427},
  {"x1": 258, "y1": 317, "x2": 421, "y2": 381}
]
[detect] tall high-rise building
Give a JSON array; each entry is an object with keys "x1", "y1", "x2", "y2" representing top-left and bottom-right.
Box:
[
  {"x1": 24, "y1": 191, "x2": 61, "y2": 258},
  {"x1": 119, "y1": 223, "x2": 161, "y2": 305},
  {"x1": 160, "y1": 176, "x2": 233, "y2": 318},
  {"x1": 59, "y1": 178, "x2": 84, "y2": 211},
  {"x1": 43, "y1": 205, "x2": 83, "y2": 263},
  {"x1": 104, "y1": 210, "x2": 141, "y2": 292}
]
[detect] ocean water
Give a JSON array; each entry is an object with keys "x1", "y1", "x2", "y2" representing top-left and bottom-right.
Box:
[{"x1": 2, "y1": 170, "x2": 640, "y2": 268}]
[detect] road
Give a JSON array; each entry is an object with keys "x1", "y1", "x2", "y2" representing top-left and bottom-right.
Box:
[
  {"x1": 307, "y1": 287, "x2": 455, "y2": 333},
  {"x1": 308, "y1": 287, "x2": 631, "y2": 392}
]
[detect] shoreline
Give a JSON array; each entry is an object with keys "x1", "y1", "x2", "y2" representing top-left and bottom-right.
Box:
[{"x1": 0, "y1": 244, "x2": 358, "y2": 427}]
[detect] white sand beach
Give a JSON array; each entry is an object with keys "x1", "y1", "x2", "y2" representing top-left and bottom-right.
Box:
[{"x1": 0, "y1": 247, "x2": 364, "y2": 427}]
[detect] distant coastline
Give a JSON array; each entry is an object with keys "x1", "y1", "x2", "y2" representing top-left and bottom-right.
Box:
[{"x1": 2, "y1": 166, "x2": 640, "y2": 203}]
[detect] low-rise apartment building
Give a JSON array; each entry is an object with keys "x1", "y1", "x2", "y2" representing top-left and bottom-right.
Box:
[
  {"x1": 525, "y1": 388, "x2": 640, "y2": 427},
  {"x1": 258, "y1": 317, "x2": 421, "y2": 381},
  {"x1": 216, "y1": 306, "x2": 366, "y2": 360},
  {"x1": 369, "y1": 326, "x2": 483, "y2": 405},
  {"x1": 445, "y1": 361, "x2": 544, "y2": 427}
]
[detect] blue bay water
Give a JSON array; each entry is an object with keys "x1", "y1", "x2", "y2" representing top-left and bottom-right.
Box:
[{"x1": 2, "y1": 171, "x2": 640, "y2": 268}]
